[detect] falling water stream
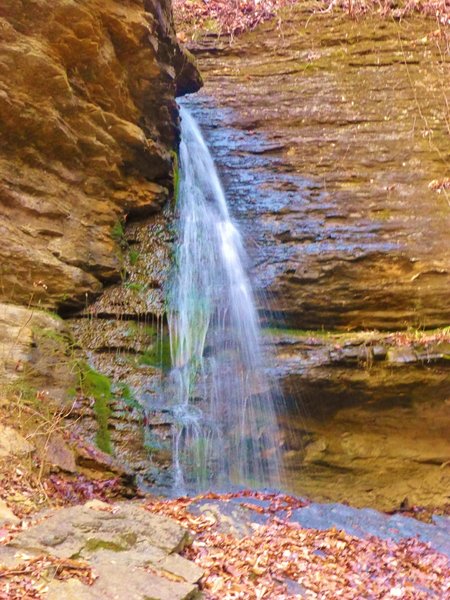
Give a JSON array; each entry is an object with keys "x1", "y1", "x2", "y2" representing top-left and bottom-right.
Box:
[{"x1": 164, "y1": 106, "x2": 282, "y2": 494}]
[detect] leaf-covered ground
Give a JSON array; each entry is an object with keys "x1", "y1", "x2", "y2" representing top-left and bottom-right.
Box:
[
  {"x1": 0, "y1": 556, "x2": 95, "y2": 600},
  {"x1": 146, "y1": 492, "x2": 450, "y2": 599},
  {"x1": 174, "y1": 0, "x2": 297, "y2": 37},
  {"x1": 0, "y1": 461, "x2": 124, "y2": 598},
  {"x1": 1, "y1": 464, "x2": 449, "y2": 599}
]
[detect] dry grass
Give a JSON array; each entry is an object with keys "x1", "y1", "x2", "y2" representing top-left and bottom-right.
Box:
[{"x1": 173, "y1": 0, "x2": 450, "y2": 40}]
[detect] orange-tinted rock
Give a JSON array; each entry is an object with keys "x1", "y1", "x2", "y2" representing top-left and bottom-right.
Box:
[
  {"x1": 0, "y1": 0, "x2": 201, "y2": 311},
  {"x1": 187, "y1": 9, "x2": 450, "y2": 330}
]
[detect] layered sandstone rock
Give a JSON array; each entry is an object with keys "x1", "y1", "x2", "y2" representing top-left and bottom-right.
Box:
[
  {"x1": 187, "y1": 8, "x2": 450, "y2": 330},
  {"x1": 0, "y1": 0, "x2": 201, "y2": 409},
  {"x1": 0, "y1": 0, "x2": 200, "y2": 313},
  {"x1": 179, "y1": 8, "x2": 450, "y2": 509}
]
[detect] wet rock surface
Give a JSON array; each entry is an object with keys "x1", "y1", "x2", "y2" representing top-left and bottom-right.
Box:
[
  {"x1": 63, "y1": 212, "x2": 174, "y2": 477},
  {"x1": 57, "y1": 7, "x2": 450, "y2": 510},
  {"x1": 64, "y1": 7, "x2": 450, "y2": 504},
  {"x1": 176, "y1": 5, "x2": 450, "y2": 512},
  {"x1": 188, "y1": 493, "x2": 450, "y2": 558},
  {"x1": 0, "y1": 500, "x2": 201, "y2": 599},
  {"x1": 185, "y1": 5, "x2": 450, "y2": 330}
]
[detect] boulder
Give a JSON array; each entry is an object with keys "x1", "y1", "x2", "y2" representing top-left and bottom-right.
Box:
[{"x1": 5, "y1": 500, "x2": 202, "y2": 600}]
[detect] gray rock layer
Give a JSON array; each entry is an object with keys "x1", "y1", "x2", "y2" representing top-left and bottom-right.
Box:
[{"x1": 1, "y1": 500, "x2": 203, "y2": 600}]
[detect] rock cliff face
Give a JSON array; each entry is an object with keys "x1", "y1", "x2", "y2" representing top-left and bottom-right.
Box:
[
  {"x1": 180, "y1": 8, "x2": 450, "y2": 509},
  {"x1": 0, "y1": 0, "x2": 200, "y2": 392},
  {"x1": 0, "y1": 0, "x2": 200, "y2": 313},
  {"x1": 187, "y1": 9, "x2": 450, "y2": 331}
]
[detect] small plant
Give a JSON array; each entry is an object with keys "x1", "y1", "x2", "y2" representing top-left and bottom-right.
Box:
[
  {"x1": 138, "y1": 338, "x2": 172, "y2": 370},
  {"x1": 111, "y1": 220, "x2": 130, "y2": 255},
  {"x1": 111, "y1": 220, "x2": 125, "y2": 242},
  {"x1": 124, "y1": 281, "x2": 147, "y2": 293},
  {"x1": 128, "y1": 249, "x2": 140, "y2": 266},
  {"x1": 34, "y1": 327, "x2": 69, "y2": 345}
]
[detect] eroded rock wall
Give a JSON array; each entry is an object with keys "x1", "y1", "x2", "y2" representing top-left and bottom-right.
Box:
[
  {"x1": 0, "y1": 0, "x2": 201, "y2": 399},
  {"x1": 0, "y1": 0, "x2": 200, "y2": 312},
  {"x1": 187, "y1": 10, "x2": 450, "y2": 331}
]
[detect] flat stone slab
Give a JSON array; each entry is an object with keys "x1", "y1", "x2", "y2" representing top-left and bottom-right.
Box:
[
  {"x1": 47, "y1": 561, "x2": 199, "y2": 600},
  {"x1": 3, "y1": 500, "x2": 202, "y2": 600},
  {"x1": 291, "y1": 503, "x2": 450, "y2": 558},
  {"x1": 9, "y1": 500, "x2": 189, "y2": 558},
  {"x1": 189, "y1": 494, "x2": 450, "y2": 558}
]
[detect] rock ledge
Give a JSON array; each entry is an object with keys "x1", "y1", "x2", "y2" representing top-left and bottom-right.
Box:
[{"x1": 0, "y1": 500, "x2": 202, "y2": 599}]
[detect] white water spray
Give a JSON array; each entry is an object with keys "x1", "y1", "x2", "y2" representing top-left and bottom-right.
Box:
[{"x1": 165, "y1": 106, "x2": 282, "y2": 493}]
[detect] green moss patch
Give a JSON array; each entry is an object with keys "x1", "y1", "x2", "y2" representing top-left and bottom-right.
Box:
[
  {"x1": 138, "y1": 338, "x2": 172, "y2": 370},
  {"x1": 79, "y1": 363, "x2": 113, "y2": 454},
  {"x1": 115, "y1": 382, "x2": 142, "y2": 412}
]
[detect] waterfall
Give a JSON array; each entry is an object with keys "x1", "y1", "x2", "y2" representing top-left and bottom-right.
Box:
[{"x1": 164, "y1": 106, "x2": 282, "y2": 493}]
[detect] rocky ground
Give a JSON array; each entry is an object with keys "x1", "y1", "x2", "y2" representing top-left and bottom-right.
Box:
[
  {"x1": 0, "y1": 326, "x2": 449, "y2": 597},
  {"x1": 0, "y1": 454, "x2": 449, "y2": 599},
  {"x1": 1, "y1": 500, "x2": 201, "y2": 600},
  {"x1": 0, "y1": 411, "x2": 201, "y2": 599}
]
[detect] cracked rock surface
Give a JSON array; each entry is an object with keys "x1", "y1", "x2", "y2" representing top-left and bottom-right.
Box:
[{"x1": 1, "y1": 500, "x2": 202, "y2": 599}]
